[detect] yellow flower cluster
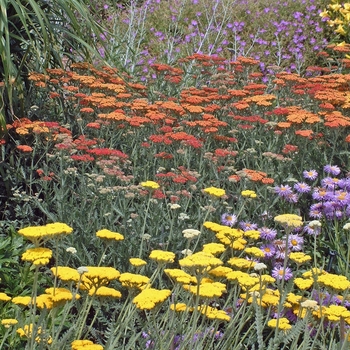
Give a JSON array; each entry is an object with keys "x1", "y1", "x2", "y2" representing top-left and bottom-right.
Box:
[
  {"x1": 149, "y1": 250, "x2": 175, "y2": 264},
  {"x1": 274, "y1": 214, "x2": 303, "y2": 228},
  {"x1": 22, "y1": 247, "x2": 52, "y2": 266},
  {"x1": 17, "y1": 324, "x2": 53, "y2": 344},
  {"x1": 179, "y1": 252, "x2": 223, "y2": 273},
  {"x1": 165, "y1": 268, "x2": 196, "y2": 284},
  {"x1": 197, "y1": 305, "x2": 231, "y2": 322},
  {"x1": 18, "y1": 223, "x2": 73, "y2": 244},
  {"x1": 267, "y1": 317, "x2": 292, "y2": 331},
  {"x1": 71, "y1": 339, "x2": 104, "y2": 350},
  {"x1": 1, "y1": 318, "x2": 18, "y2": 328},
  {"x1": 289, "y1": 252, "x2": 312, "y2": 265},
  {"x1": 119, "y1": 272, "x2": 150, "y2": 290},
  {"x1": 203, "y1": 186, "x2": 226, "y2": 198},
  {"x1": 140, "y1": 180, "x2": 160, "y2": 189},
  {"x1": 317, "y1": 273, "x2": 350, "y2": 292},
  {"x1": 36, "y1": 287, "x2": 80, "y2": 309},
  {"x1": 0, "y1": 292, "x2": 11, "y2": 302},
  {"x1": 241, "y1": 190, "x2": 257, "y2": 198},
  {"x1": 202, "y1": 243, "x2": 226, "y2": 255},
  {"x1": 96, "y1": 229, "x2": 124, "y2": 241},
  {"x1": 133, "y1": 288, "x2": 171, "y2": 310},
  {"x1": 183, "y1": 281, "x2": 226, "y2": 298},
  {"x1": 129, "y1": 258, "x2": 147, "y2": 267},
  {"x1": 320, "y1": 2, "x2": 350, "y2": 38}
]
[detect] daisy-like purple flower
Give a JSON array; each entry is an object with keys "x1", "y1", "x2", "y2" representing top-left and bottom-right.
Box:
[
  {"x1": 324, "y1": 164, "x2": 341, "y2": 176},
  {"x1": 221, "y1": 213, "x2": 237, "y2": 227},
  {"x1": 285, "y1": 193, "x2": 299, "y2": 203},
  {"x1": 274, "y1": 184, "x2": 293, "y2": 198},
  {"x1": 312, "y1": 188, "x2": 328, "y2": 201},
  {"x1": 309, "y1": 203, "x2": 323, "y2": 219},
  {"x1": 303, "y1": 169, "x2": 318, "y2": 181},
  {"x1": 258, "y1": 227, "x2": 277, "y2": 240},
  {"x1": 321, "y1": 177, "x2": 340, "y2": 189},
  {"x1": 288, "y1": 234, "x2": 303, "y2": 251},
  {"x1": 272, "y1": 265, "x2": 293, "y2": 281},
  {"x1": 239, "y1": 221, "x2": 258, "y2": 231},
  {"x1": 294, "y1": 182, "x2": 311, "y2": 193},
  {"x1": 261, "y1": 244, "x2": 276, "y2": 258}
]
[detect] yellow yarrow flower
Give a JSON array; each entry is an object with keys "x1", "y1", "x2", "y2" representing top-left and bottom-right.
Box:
[
  {"x1": 119, "y1": 272, "x2": 150, "y2": 289},
  {"x1": 244, "y1": 247, "x2": 265, "y2": 258},
  {"x1": 208, "y1": 266, "x2": 233, "y2": 278},
  {"x1": 164, "y1": 268, "x2": 196, "y2": 284},
  {"x1": 96, "y1": 229, "x2": 124, "y2": 241},
  {"x1": 18, "y1": 223, "x2": 73, "y2": 244},
  {"x1": 0, "y1": 292, "x2": 11, "y2": 302},
  {"x1": 289, "y1": 252, "x2": 312, "y2": 265},
  {"x1": 274, "y1": 214, "x2": 303, "y2": 228},
  {"x1": 12, "y1": 296, "x2": 32, "y2": 306},
  {"x1": 179, "y1": 252, "x2": 223, "y2": 272},
  {"x1": 80, "y1": 267, "x2": 120, "y2": 290},
  {"x1": 129, "y1": 258, "x2": 147, "y2": 267},
  {"x1": 183, "y1": 281, "x2": 226, "y2": 298},
  {"x1": 294, "y1": 277, "x2": 314, "y2": 290},
  {"x1": 140, "y1": 180, "x2": 160, "y2": 190},
  {"x1": 133, "y1": 288, "x2": 171, "y2": 310},
  {"x1": 317, "y1": 273, "x2": 350, "y2": 292},
  {"x1": 203, "y1": 186, "x2": 226, "y2": 198},
  {"x1": 21, "y1": 247, "x2": 52, "y2": 266},
  {"x1": 91, "y1": 286, "x2": 122, "y2": 298},
  {"x1": 170, "y1": 303, "x2": 192, "y2": 312},
  {"x1": 267, "y1": 317, "x2": 292, "y2": 330},
  {"x1": 243, "y1": 230, "x2": 260, "y2": 240},
  {"x1": 1, "y1": 318, "x2": 18, "y2": 328},
  {"x1": 241, "y1": 190, "x2": 257, "y2": 198},
  {"x1": 149, "y1": 250, "x2": 175, "y2": 264},
  {"x1": 51, "y1": 266, "x2": 80, "y2": 282},
  {"x1": 202, "y1": 243, "x2": 226, "y2": 255},
  {"x1": 198, "y1": 305, "x2": 230, "y2": 322},
  {"x1": 71, "y1": 340, "x2": 104, "y2": 350},
  {"x1": 227, "y1": 257, "x2": 256, "y2": 269}
]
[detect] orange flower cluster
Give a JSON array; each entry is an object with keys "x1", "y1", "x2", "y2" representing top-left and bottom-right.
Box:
[{"x1": 235, "y1": 168, "x2": 274, "y2": 184}]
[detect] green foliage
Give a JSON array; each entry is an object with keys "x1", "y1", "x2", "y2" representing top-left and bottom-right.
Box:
[{"x1": 0, "y1": 0, "x2": 104, "y2": 124}]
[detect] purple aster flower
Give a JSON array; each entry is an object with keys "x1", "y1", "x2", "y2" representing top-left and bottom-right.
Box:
[
  {"x1": 288, "y1": 234, "x2": 303, "y2": 251},
  {"x1": 321, "y1": 177, "x2": 340, "y2": 189},
  {"x1": 294, "y1": 182, "x2": 311, "y2": 193},
  {"x1": 312, "y1": 188, "x2": 328, "y2": 201},
  {"x1": 324, "y1": 164, "x2": 341, "y2": 176},
  {"x1": 258, "y1": 227, "x2": 277, "y2": 240},
  {"x1": 285, "y1": 193, "x2": 299, "y2": 203},
  {"x1": 272, "y1": 265, "x2": 293, "y2": 281},
  {"x1": 309, "y1": 203, "x2": 323, "y2": 219},
  {"x1": 239, "y1": 221, "x2": 258, "y2": 231},
  {"x1": 303, "y1": 169, "x2": 318, "y2": 180},
  {"x1": 274, "y1": 184, "x2": 293, "y2": 198},
  {"x1": 221, "y1": 213, "x2": 237, "y2": 227},
  {"x1": 261, "y1": 244, "x2": 276, "y2": 258}
]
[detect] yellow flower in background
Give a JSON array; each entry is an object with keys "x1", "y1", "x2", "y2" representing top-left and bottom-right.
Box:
[
  {"x1": 208, "y1": 266, "x2": 233, "y2": 278},
  {"x1": 170, "y1": 302, "x2": 191, "y2": 312},
  {"x1": 165, "y1": 268, "x2": 196, "y2": 284},
  {"x1": 244, "y1": 247, "x2": 265, "y2": 258},
  {"x1": 227, "y1": 257, "x2": 256, "y2": 269},
  {"x1": 96, "y1": 229, "x2": 124, "y2": 241},
  {"x1": 91, "y1": 286, "x2": 122, "y2": 298},
  {"x1": 294, "y1": 277, "x2": 314, "y2": 290},
  {"x1": 71, "y1": 340, "x2": 104, "y2": 350},
  {"x1": 18, "y1": 222, "x2": 73, "y2": 245},
  {"x1": 140, "y1": 180, "x2": 160, "y2": 189},
  {"x1": 289, "y1": 252, "x2": 312, "y2": 265},
  {"x1": 335, "y1": 24, "x2": 346, "y2": 35},
  {"x1": 80, "y1": 267, "x2": 121, "y2": 290},
  {"x1": 51, "y1": 266, "x2": 80, "y2": 282},
  {"x1": 183, "y1": 281, "x2": 226, "y2": 298},
  {"x1": 179, "y1": 252, "x2": 223, "y2": 272},
  {"x1": 243, "y1": 230, "x2": 260, "y2": 240},
  {"x1": 119, "y1": 272, "x2": 150, "y2": 289},
  {"x1": 22, "y1": 247, "x2": 52, "y2": 266},
  {"x1": 12, "y1": 296, "x2": 32, "y2": 306},
  {"x1": 323, "y1": 305, "x2": 350, "y2": 322},
  {"x1": 274, "y1": 214, "x2": 303, "y2": 228},
  {"x1": 149, "y1": 250, "x2": 175, "y2": 264},
  {"x1": 202, "y1": 243, "x2": 225, "y2": 255},
  {"x1": 317, "y1": 273, "x2": 350, "y2": 292},
  {"x1": 203, "y1": 186, "x2": 226, "y2": 198},
  {"x1": 133, "y1": 288, "x2": 171, "y2": 310},
  {"x1": 0, "y1": 292, "x2": 11, "y2": 302},
  {"x1": 1, "y1": 318, "x2": 18, "y2": 328},
  {"x1": 129, "y1": 258, "x2": 147, "y2": 267},
  {"x1": 241, "y1": 190, "x2": 257, "y2": 198},
  {"x1": 267, "y1": 317, "x2": 292, "y2": 330},
  {"x1": 198, "y1": 305, "x2": 230, "y2": 322}
]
